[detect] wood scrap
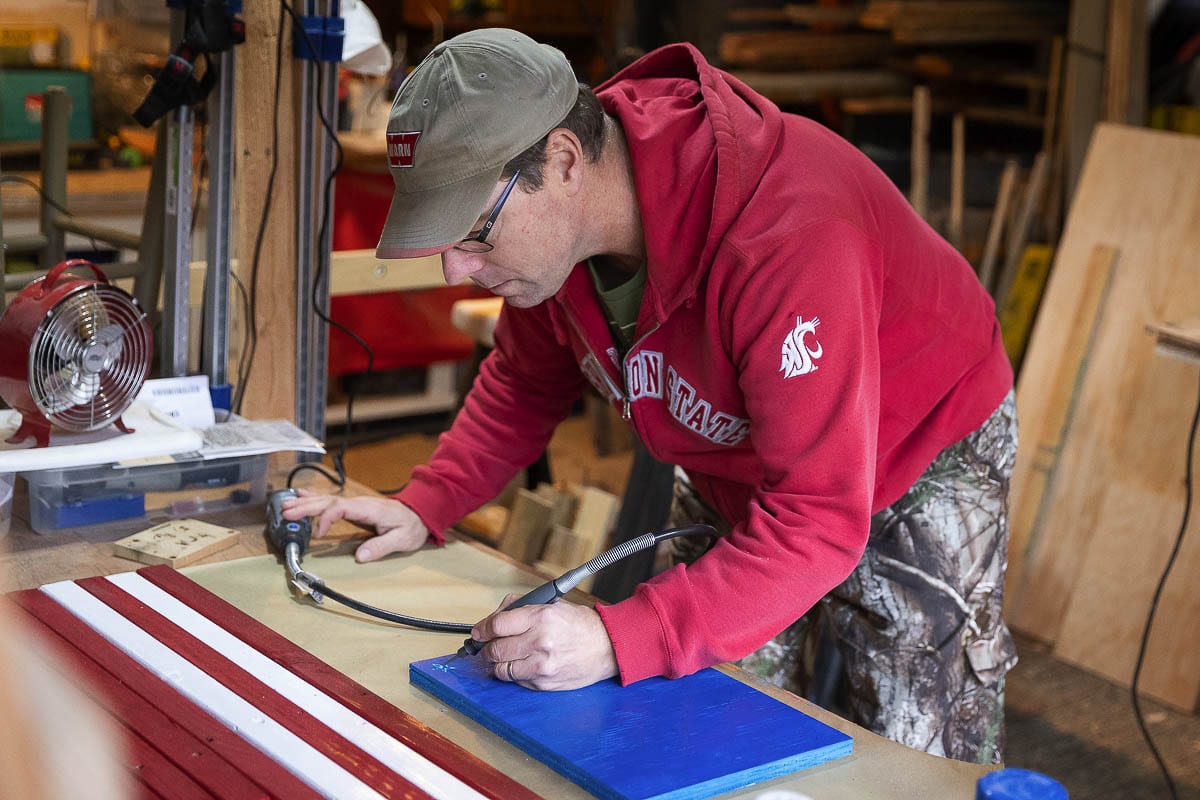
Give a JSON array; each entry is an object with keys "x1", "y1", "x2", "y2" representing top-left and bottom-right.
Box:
[
  {"x1": 1103, "y1": 0, "x2": 1148, "y2": 125},
  {"x1": 732, "y1": 70, "x2": 910, "y2": 105},
  {"x1": 568, "y1": 484, "x2": 621, "y2": 564},
  {"x1": 534, "y1": 483, "x2": 577, "y2": 531},
  {"x1": 909, "y1": 85, "x2": 930, "y2": 219},
  {"x1": 978, "y1": 159, "x2": 1020, "y2": 292},
  {"x1": 112, "y1": 519, "x2": 240, "y2": 568},
  {"x1": 498, "y1": 489, "x2": 555, "y2": 564},
  {"x1": 1145, "y1": 317, "x2": 1200, "y2": 364},
  {"x1": 718, "y1": 31, "x2": 891, "y2": 70},
  {"x1": 861, "y1": 1, "x2": 1065, "y2": 44},
  {"x1": 949, "y1": 112, "x2": 965, "y2": 250},
  {"x1": 456, "y1": 504, "x2": 509, "y2": 546},
  {"x1": 994, "y1": 150, "x2": 1049, "y2": 308}
]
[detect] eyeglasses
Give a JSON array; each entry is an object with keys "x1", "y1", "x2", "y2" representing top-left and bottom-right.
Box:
[{"x1": 454, "y1": 170, "x2": 520, "y2": 253}]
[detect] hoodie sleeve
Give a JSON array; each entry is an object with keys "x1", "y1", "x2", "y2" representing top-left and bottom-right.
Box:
[
  {"x1": 397, "y1": 302, "x2": 587, "y2": 538},
  {"x1": 597, "y1": 220, "x2": 883, "y2": 683}
]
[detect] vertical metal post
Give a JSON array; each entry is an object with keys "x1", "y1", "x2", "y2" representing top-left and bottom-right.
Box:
[
  {"x1": 294, "y1": 0, "x2": 336, "y2": 444},
  {"x1": 203, "y1": 47, "x2": 236, "y2": 388},
  {"x1": 39, "y1": 86, "x2": 69, "y2": 267},
  {"x1": 159, "y1": 8, "x2": 193, "y2": 377},
  {"x1": 160, "y1": 101, "x2": 194, "y2": 377}
]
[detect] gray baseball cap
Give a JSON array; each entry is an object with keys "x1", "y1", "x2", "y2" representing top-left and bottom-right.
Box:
[{"x1": 375, "y1": 28, "x2": 578, "y2": 259}]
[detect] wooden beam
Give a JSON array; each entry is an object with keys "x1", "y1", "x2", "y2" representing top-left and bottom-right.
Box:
[
  {"x1": 235, "y1": 0, "x2": 297, "y2": 421},
  {"x1": 949, "y1": 113, "x2": 965, "y2": 251},
  {"x1": 909, "y1": 85, "x2": 930, "y2": 219},
  {"x1": 1103, "y1": 0, "x2": 1148, "y2": 124},
  {"x1": 995, "y1": 151, "x2": 1049, "y2": 308},
  {"x1": 978, "y1": 159, "x2": 1020, "y2": 293},
  {"x1": 1061, "y1": 0, "x2": 1108, "y2": 200}
]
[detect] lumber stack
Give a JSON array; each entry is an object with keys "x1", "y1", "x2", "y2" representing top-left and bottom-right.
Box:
[
  {"x1": 457, "y1": 482, "x2": 621, "y2": 590},
  {"x1": 860, "y1": 1, "x2": 1065, "y2": 44}
]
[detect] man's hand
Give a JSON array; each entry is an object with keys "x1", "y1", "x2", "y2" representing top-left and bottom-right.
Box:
[
  {"x1": 472, "y1": 595, "x2": 618, "y2": 691},
  {"x1": 281, "y1": 490, "x2": 429, "y2": 562}
]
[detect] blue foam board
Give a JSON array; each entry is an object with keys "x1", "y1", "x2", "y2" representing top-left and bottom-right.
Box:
[{"x1": 410, "y1": 655, "x2": 853, "y2": 800}]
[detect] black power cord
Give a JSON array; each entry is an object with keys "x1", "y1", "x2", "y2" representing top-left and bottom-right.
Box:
[
  {"x1": 0, "y1": 174, "x2": 102, "y2": 252},
  {"x1": 279, "y1": 0, "x2": 378, "y2": 493},
  {"x1": 1130, "y1": 371, "x2": 1200, "y2": 800},
  {"x1": 270, "y1": 493, "x2": 716, "y2": 636}
]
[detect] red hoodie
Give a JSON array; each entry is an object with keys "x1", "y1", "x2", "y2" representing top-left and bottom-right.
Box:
[{"x1": 397, "y1": 43, "x2": 1013, "y2": 684}]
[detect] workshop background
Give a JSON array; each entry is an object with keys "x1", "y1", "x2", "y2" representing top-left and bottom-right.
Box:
[{"x1": 2, "y1": 1, "x2": 1200, "y2": 799}]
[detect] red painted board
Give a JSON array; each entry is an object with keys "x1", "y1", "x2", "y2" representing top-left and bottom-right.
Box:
[
  {"x1": 140, "y1": 564, "x2": 542, "y2": 800},
  {"x1": 76, "y1": 575, "x2": 430, "y2": 800},
  {"x1": 9, "y1": 588, "x2": 321, "y2": 800}
]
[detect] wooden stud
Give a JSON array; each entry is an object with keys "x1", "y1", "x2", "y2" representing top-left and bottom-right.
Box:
[
  {"x1": 995, "y1": 151, "x2": 1049, "y2": 308},
  {"x1": 978, "y1": 159, "x2": 1021, "y2": 295},
  {"x1": 910, "y1": 85, "x2": 931, "y2": 220},
  {"x1": 948, "y1": 112, "x2": 965, "y2": 251}
]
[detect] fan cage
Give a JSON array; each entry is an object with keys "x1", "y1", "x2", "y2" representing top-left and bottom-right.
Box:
[{"x1": 28, "y1": 284, "x2": 151, "y2": 432}]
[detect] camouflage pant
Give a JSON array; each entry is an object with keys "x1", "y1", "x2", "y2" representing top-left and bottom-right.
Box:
[{"x1": 666, "y1": 390, "x2": 1018, "y2": 764}]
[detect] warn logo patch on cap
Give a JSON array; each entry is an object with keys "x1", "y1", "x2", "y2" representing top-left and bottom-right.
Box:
[{"x1": 386, "y1": 131, "x2": 421, "y2": 168}]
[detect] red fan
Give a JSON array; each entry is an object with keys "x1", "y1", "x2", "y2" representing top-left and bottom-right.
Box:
[{"x1": 0, "y1": 259, "x2": 152, "y2": 447}]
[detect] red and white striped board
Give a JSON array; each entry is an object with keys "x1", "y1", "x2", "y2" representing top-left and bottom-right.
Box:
[{"x1": 7, "y1": 564, "x2": 543, "y2": 800}]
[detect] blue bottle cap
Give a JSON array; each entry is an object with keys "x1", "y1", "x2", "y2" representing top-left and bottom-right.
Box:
[{"x1": 977, "y1": 768, "x2": 1069, "y2": 800}]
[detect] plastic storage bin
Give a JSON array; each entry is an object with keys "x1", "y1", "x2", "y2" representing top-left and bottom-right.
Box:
[
  {"x1": 0, "y1": 471, "x2": 14, "y2": 539},
  {"x1": 24, "y1": 453, "x2": 267, "y2": 535}
]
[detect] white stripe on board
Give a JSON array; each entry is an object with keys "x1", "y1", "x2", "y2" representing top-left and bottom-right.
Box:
[
  {"x1": 40, "y1": 579, "x2": 384, "y2": 800},
  {"x1": 107, "y1": 571, "x2": 489, "y2": 800}
]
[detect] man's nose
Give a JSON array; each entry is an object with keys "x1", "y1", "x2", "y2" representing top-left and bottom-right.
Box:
[{"x1": 441, "y1": 249, "x2": 485, "y2": 286}]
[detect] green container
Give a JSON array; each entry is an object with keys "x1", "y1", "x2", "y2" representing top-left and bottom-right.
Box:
[{"x1": 0, "y1": 68, "x2": 92, "y2": 142}]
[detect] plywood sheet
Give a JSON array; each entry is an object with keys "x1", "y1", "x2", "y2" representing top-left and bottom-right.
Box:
[
  {"x1": 1005, "y1": 123, "x2": 1200, "y2": 709},
  {"x1": 411, "y1": 655, "x2": 852, "y2": 800}
]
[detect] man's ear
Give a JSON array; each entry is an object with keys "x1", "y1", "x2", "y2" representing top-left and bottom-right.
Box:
[{"x1": 545, "y1": 128, "x2": 585, "y2": 196}]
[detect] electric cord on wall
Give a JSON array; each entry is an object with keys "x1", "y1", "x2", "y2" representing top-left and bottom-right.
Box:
[
  {"x1": 278, "y1": 0, "x2": 376, "y2": 492},
  {"x1": 0, "y1": 174, "x2": 102, "y2": 252},
  {"x1": 1130, "y1": 371, "x2": 1199, "y2": 800}
]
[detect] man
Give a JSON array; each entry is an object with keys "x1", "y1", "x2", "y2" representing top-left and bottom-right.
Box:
[{"x1": 284, "y1": 28, "x2": 1018, "y2": 763}]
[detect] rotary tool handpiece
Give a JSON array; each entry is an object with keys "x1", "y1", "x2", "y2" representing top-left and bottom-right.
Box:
[
  {"x1": 456, "y1": 578, "x2": 565, "y2": 657},
  {"x1": 267, "y1": 488, "x2": 312, "y2": 554}
]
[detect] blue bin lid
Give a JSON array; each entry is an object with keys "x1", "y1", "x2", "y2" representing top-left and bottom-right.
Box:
[{"x1": 977, "y1": 768, "x2": 1069, "y2": 800}]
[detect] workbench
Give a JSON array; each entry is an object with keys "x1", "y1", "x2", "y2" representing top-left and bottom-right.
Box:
[{"x1": 0, "y1": 471, "x2": 993, "y2": 799}]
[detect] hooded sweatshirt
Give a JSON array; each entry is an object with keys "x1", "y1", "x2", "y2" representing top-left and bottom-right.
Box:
[{"x1": 397, "y1": 43, "x2": 1013, "y2": 684}]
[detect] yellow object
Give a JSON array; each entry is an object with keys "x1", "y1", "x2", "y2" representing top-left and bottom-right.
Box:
[
  {"x1": 1150, "y1": 104, "x2": 1200, "y2": 136},
  {"x1": 998, "y1": 243, "x2": 1055, "y2": 371},
  {"x1": 0, "y1": 26, "x2": 59, "y2": 67}
]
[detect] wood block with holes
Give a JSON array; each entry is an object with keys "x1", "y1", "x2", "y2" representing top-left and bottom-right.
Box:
[
  {"x1": 112, "y1": 519, "x2": 240, "y2": 568},
  {"x1": 498, "y1": 489, "x2": 555, "y2": 564}
]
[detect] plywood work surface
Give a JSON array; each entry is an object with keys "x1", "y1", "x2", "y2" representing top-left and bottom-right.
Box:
[
  {"x1": 184, "y1": 545, "x2": 993, "y2": 798},
  {"x1": 1006, "y1": 123, "x2": 1200, "y2": 710}
]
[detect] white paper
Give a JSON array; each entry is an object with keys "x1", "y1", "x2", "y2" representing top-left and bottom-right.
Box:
[
  {"x1": 135, "y1": 376, "x2": 216, "y2": 429},
  {"x1": 193, "y1": 418, "x2": 325, "y2": 460}
]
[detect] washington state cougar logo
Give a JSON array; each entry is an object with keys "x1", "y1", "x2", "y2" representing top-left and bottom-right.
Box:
[{"x1": 780, "y1": 315, "x2": 823, "y2": 378}]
